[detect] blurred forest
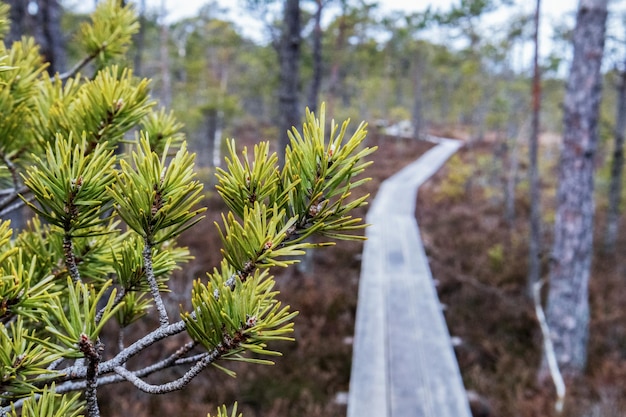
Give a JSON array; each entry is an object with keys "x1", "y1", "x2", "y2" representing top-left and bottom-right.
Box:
[
  {"x1": 59, "y1": 0, "x2": 580, "y2": 165},
  {"x1": 6, "y1": 0, "x2": 626, "y2": 416}
]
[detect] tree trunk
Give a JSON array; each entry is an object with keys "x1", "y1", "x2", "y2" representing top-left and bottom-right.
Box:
[
  {"x1": 158, "y1": 0, "x2": 172, "y2": 108},
  {"x1": 278, "y1": 0, "x2": 301, "y2": 164},
  {"x1": 307, "y1": 0, "x2": 323, "y2": 115},
  {"x1": 326, "y1": 3, "x2": 347, "y2": 121},
  {"x1": 133, "y1": 0, "x2": 146, "y2": 76},
  {"x1": 603, "y1": 68, "x2": 626, "y2": 252},
  {"x1": 38, "y1": 0, "x2": 66, "y2": 74},
  {"x1": 544, "y1": 0, "x2": 608, "y2": 377},
  {"x1": 504, "y1": 115, "x2": 524, "y2": 225},
  {"x1": 6, "y1": 0, "x2": 26, "y2": 44},
  {"x1": 6, "y1": 0, "x2": 66, "y2": 74},
  {"x1": 528, "y1": 0, "x2": 542, "y2": 297},
  {"x1": 412, "y1": 51, "x2": 424, "y2": 140},
  {"x1": 200, "y1": 108, "x2": 217, "y2": 169}
]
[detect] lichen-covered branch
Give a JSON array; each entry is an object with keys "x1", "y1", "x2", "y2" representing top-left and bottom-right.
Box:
[
  {"x1": 143, "y1": 239, "x2": 169, "y2": 326},
  {"x1": 78, "y1": 335, "x2": 103, "y2": 417}
]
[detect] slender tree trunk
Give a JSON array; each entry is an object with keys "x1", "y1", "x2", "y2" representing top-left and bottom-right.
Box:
[
  {"x1": 133, "y1": 0, "x2": 146, "y2": 76},
  {"x1": 327, "y1": 3, "x2": 347, "y2": 121},
  {"x1": 603, "y1": 68, "x2": 626, "y2": 252},
  {"x1": 39, "y1": 0, "x2": 66, "y2": 74},
  {"x1": 214, "y1": 69, "x2": 228, "y2": 168},
  {"x1": 543, "y1": 0, "x2": 608, "y2": 377},
  {"x1": 412, "y1": 51, "x2": 424, "y2": 140},
  {"x1": 528, "y1": 0, "x2": 542, "y2": 297},
  {"x1": 6, "y1": 0, "x2": 66, "y2": 74},
  {"x1": 278, "y1": 0, "x2": 301, "y2": 164},
  {"x1": 505, "y1": 115, "x2": 525, "y2": 224},
  {"x1": 307, "y1": 0, "x2": 323, "y2": 114},
  {"x1": 6, "y1": 0, "x2": 25, "y2": 44},
  {"x1": 159, "y1": 0, "x2": 172, "y2": 109},
  {"x1": 202, "y1": 108, "x2": 217, "y2": 168}
]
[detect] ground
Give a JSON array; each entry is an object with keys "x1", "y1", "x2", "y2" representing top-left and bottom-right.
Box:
[
  {"x1": 101, "y1": 126, "x2": 626, "y2": 417},
  {"x1": 417, "y1": 140, "x2": 626, "y2": 417}
]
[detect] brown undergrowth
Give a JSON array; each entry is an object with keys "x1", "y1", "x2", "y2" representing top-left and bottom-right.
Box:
[{"x1": 417, "y1": 140, "x2": 626, "y2": 417}]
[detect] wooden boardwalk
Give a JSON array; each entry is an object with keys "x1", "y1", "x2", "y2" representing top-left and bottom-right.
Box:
[{"x1": 347, "y1": 138, "x2": 472, "y2": 417}]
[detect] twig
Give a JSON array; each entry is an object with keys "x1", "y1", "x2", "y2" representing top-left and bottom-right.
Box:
[
  {"x1": 63, "y1": 233, "x2": 81, "y2": 283},
  {"x1": 533, "y1": 280, "x2": 566, "y2": 413},
  {"x1": 50, "y1": 317, "x2": 190, "y2": 384},
  {"x1": 1, "y1": 152, "x2": 20, "y2": 194},
  {"x1": 99, "y1": 317, "x2": 188, "y2": 374},
  {"x1": 143, "y1": 239, "x2": 169, "y2": 326},
  {"x1": 114, "y1": 349, "x2": 219, "y2": 394},
  {"x1": 114, "y1": 323, "x2": 250, "y2": 394},
  {"x1": 78, "y1": 335, "x2": 103, "y2": 417},
  {"x1": 0, "y1": 197, "x2": 28, "y2": 218},
  {"x1": 57, "y1": 49, "x2": 101, "y2": 81},
  {"x1": 51, "y1": 341, "x2": 200, "y2": 397},
  {"x1": 129, "y1": 341, "x2": 197, "y2": 375},
  {"x1": 0, "y1": 186, "x2": 30, "y2": 215},
  {"x1": 95, "y1": 287, "x2": 126, "y2": 324}
]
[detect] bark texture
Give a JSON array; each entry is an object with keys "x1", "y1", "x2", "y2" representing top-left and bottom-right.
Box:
[
  {"x1": 604, "y1": 67, "x2": 626, "y2": 252},
  {"x1": 307, "y1": 0, "x2": 323, "y2": 114},
  {"x1": 6, "y1": 0, "x2": 66, "y2": 74},
  {"x1": 545, "y1": 0, "x2": 608, "y2": 376},
  {"x1": 527, "y1": 0, "x2": 542, "y2": 296},
  {"x1": 412, "y1": 51, "x2": 424, "y2": 140},
  {"x1": 158, "y1": 0, "x2": 171, "y2": 108},
  {"x1": 278, "y1": 0, "x2": 301, "y2": 164},
  {"x1": 133, "y1": 0, "x2": 146, "y2": 76}
]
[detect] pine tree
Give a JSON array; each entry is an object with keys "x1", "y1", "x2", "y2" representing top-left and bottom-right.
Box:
[{"x1": 0, "y1": 1, "x2": 375, "y2": 416}]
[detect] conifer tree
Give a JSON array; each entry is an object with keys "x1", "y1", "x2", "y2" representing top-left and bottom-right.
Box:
[{"x1": 0, "y1": 1, "x2": 375, "y2": 416}]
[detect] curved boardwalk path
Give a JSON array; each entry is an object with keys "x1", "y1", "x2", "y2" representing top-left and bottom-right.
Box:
[{"x1": 347, "y1": 137, "x2": 472, "y2": 417}]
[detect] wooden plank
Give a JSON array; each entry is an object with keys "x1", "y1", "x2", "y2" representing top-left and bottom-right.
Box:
[
  {"x1": 347, "y1": 220, "x2": 389, "y2": 417},
  {"x1": 348, "y1": 137, "x2": 471, "y2": 417}
]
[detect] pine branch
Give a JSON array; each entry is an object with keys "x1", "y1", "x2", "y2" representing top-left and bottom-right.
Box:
[
  {"x1": 113, "y1": 327, "x2": 247, "y2": 394},
  {"x1": 48, "y1": 317, "x2": 190, "y2": 386},
  {"x1": 51, "y1": 341, "x2": 199, "y2": 397}
]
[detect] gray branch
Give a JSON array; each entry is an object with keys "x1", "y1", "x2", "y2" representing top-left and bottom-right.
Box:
[
  {"x1": 113, "y1": 349, "x2": 219, "y2": 394},
  {"x1": 143, "y1": 238, "x2": 170, "y2": 326}
]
